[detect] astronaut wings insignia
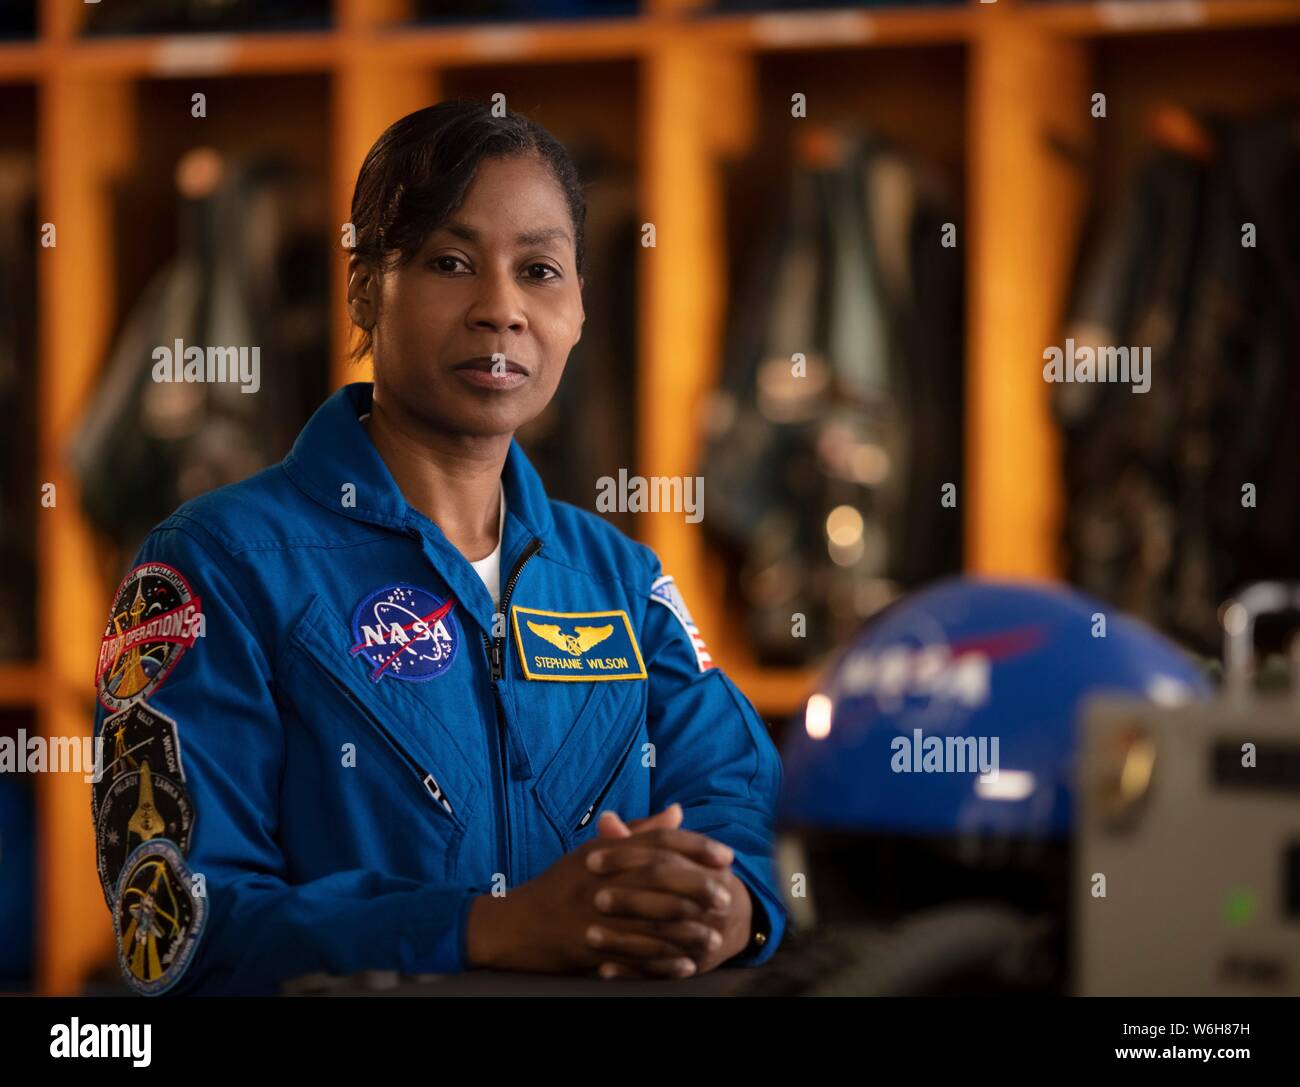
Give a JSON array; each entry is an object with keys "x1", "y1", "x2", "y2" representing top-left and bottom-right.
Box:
[
  {"x1": 512, "y1": 606, "x2": 648, "y2": 681},
  {"x1": 526, "y1": 621, "x2": 614, "y2": 657}
]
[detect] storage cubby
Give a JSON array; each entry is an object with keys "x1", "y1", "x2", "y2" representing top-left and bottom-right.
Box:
[
  {"x1": 0, "y1": 83, "x2": 38, "y2": 672},
  {"x1": 672, "y1": 40, "x2": 968, "y2": 711}
]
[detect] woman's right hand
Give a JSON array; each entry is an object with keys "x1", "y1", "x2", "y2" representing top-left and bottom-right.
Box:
[{"x1": 464, "y1": 824, "x2": 730, "y2": 977}]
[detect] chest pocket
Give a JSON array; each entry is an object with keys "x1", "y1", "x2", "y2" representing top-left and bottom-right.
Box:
[
  {"x1": 284, "y1": 593, "x2": 482, "y2": 838},
  {"x1": 531, "y1": 675, "x2": 649, "y2": 850}
]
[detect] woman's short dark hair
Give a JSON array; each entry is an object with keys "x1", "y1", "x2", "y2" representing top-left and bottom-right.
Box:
[{"x1": 347, "y1": 99, "x2": 587, "y2": 362}]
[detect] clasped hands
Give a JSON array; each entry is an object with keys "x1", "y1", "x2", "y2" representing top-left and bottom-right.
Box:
[{"x1": 465, "y1": 802, "x2": 753, "y2": 979}]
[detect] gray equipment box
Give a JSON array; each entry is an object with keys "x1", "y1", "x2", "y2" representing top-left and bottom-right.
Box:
[{"x1": 1075, "y1": 582, "x2": 1300, "y2": 996}]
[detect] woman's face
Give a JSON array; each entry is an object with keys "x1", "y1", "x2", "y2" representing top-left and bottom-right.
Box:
[{"x1": 363, "y1": 153, "x2": 584, "y2": 440}]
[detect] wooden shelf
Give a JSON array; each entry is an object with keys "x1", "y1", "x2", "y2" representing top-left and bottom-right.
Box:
[
  {"x1": 0, "y1": 40, "x2": 46, "y2": 83},
  {"x1": 371, "y1": 17, "x2": 656, "y2": 63},
  {"x1": 2, "y1": 0, "x2": 1294, "y2": 84},
  {"x1": 1023, "y1": 0, "x2": 1300, "y2": 36},
  {"x1": 690, "y1": 5, "x2": 975, "y2": 49},
  {"x1": 0, "y1": 664, "x2": 43, "y2": 708},
  {"x1": 61, "y1": 30, "x2": 340, "y2": 77}
]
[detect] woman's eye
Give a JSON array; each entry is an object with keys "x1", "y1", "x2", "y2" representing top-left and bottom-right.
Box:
[
  {"x1": 524, "y1": 263, "x2": 560, "y2": 281},
  {"x1": 430, "y1": 255, "x2": 468, "y2": 273}
]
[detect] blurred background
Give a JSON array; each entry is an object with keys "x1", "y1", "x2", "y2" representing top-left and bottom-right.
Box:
[{"x1": 2, "y1": 0, "x2": 1299, "y2": 994}]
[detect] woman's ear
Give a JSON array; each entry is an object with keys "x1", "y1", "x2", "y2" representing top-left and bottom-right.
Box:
[{"x1": 346, "y1": 254, "x2": 378, "y2": 331}]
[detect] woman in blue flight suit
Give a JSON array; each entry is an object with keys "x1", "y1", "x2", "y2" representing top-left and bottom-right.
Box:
[{"x1": 91, "y1": 100, "x2": 787, "y2": 995}]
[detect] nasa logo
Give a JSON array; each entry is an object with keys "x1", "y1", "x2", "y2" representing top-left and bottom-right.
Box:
[
  {"x1": 835, "y1": 644, "x2": 992, "y2": 709},
  {"x1": 350, "y1": 584, "x2": 459, "y2": 683},
  {"x1": 831, "y1": 627, "x2": 1044, "y2": 729}
]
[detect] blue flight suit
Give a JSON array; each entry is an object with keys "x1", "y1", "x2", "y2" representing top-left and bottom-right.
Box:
[{"x1": 91, "y1": 382, "x2": 787, "y2": 995}]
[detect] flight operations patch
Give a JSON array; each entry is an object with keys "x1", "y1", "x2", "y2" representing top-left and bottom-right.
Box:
[
  {"x1": 97, "y1": 563, "x2": 204, "y2": 712},
  {"x1": 511, "y1": 606, "x2": 647, "y2": 681}
]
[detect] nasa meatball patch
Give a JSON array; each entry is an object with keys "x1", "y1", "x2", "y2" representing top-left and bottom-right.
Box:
[
  {"x1": 350, "y1": 584, "x2": 459, "y2": 682},
  {"x1": 97, "y1": 563, "x2": 204, "y2": 712}
]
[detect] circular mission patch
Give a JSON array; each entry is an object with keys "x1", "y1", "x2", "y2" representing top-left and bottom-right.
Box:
[{"x1": 114, "y1": 838, "x2": 207, "y2": 996}]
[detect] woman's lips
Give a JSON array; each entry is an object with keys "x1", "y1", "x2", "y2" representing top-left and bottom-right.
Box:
[
  {"x1": 453, "y1": 356, "x2": 530, "y2": 391},
  {"x1": 454, "y1": 367, "x2": 528, "y2": 391}
]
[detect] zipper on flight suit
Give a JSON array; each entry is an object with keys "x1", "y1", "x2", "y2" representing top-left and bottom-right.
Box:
[
  {"x1": 481, "y1": 537, "x2": 543, "y2": 887},
  {"x1": 312, "y1": 662, "x2": 459, "y2": 823},
  {"x1": 575, "y1": 722, "x2": 642, "y2": 831}
]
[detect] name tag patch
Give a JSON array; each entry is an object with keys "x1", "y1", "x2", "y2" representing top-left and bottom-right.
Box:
[{"x1": 511, "y1": 606, "x2": 647, "y2": 681}]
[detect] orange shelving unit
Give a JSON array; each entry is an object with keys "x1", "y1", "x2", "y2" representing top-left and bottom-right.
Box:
[{"x1": 3, "y1": 0, "x2": 1300, "y2": 993}]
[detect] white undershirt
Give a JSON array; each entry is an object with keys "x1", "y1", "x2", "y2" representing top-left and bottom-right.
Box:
[{"x1": 469, "y1": 483, "x2": 506, "y2": 606}]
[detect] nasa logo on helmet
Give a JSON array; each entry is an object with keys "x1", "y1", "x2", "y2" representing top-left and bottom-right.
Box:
[
  {"x1": 350, "y1": 584, "x2": 460, "y2": 683},
  {"x1": 819, "y1": 603, "x2": 1033, "y2": 738}
]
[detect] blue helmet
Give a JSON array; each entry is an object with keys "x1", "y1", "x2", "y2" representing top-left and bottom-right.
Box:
[
  {"x1": 762, "y1": 579, "x2": 1212, "y2": 995},
  {"x1": 779, "y1": 578, "x2": 1211, "y2": 841}
]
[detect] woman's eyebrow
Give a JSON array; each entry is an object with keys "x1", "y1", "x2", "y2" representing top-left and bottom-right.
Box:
[{"x1": 439, "y1": 220, "x2": 571, "y2": 248}]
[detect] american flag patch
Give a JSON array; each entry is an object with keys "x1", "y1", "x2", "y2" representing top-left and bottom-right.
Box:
[{"x1": 650, "y1": 574, "x2": 714, "y2": 673}]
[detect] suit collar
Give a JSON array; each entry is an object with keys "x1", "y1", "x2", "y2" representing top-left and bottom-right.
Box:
[
  {"x1": 283, "y1": 383, "x2": 557, "y2": 632},
  {"x1": 283, "y1": 382, "x2": 555, "y2": 542}
]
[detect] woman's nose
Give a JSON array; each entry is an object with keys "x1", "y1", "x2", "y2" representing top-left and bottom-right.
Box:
[{"x1": 466, "y1": 269, "x2": 527, "y2": 333}]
